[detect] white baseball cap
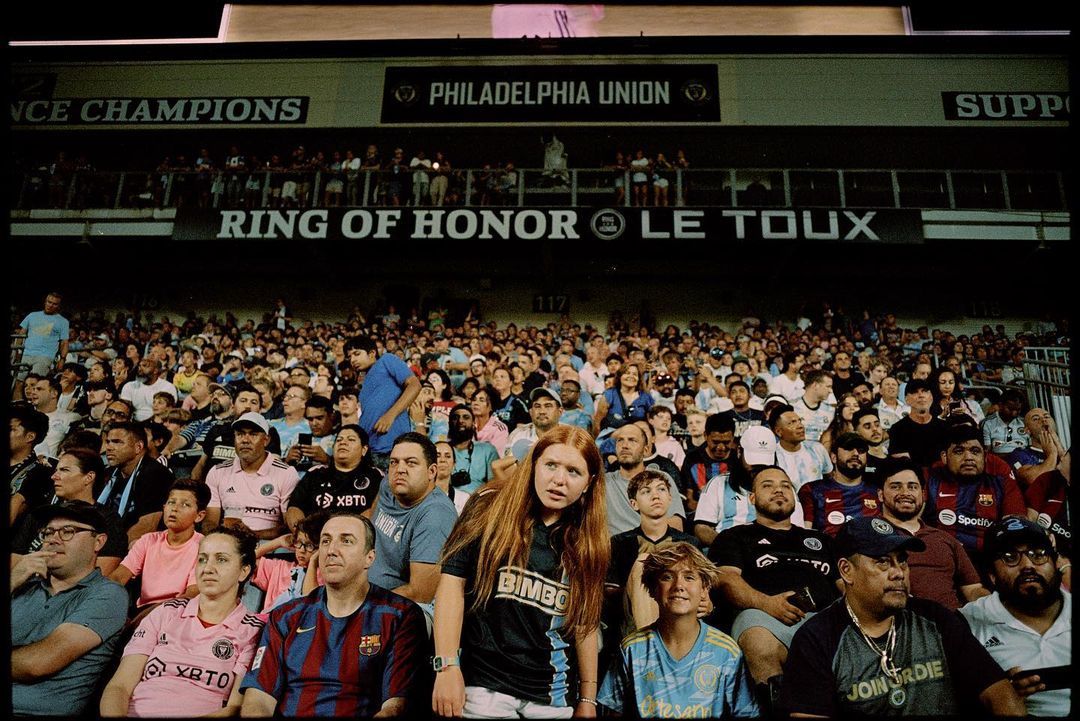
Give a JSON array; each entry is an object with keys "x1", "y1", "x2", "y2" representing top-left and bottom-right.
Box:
[
  {"x1": 232, "y1": 411, "x2": 269, "y2": 434},
  {"x1": 740, "y1": 426, "x2": 777, "y2": 466}
]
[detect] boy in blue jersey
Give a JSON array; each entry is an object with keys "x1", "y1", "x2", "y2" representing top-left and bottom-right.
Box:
[{"x1": 599, "y1": 542, "x2": 759, "y2": 719}]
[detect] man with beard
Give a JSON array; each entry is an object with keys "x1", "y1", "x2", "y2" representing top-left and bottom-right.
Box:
[
  {"x1": 445, "y1": 404, "x2": 500, "y2": 494},
  {"x1": 286, "y1": 424, "x2": 381, "y2": 528},
  {"x1": 504, "y1": 387, "x2": 563, "y2": 461},
  {"x1": 853, "y1": 407, "x2": 889, "y2": 465},
  {"x1": 798, "y1": 433, "x2": 882, "y2": 536},
  {"x1": 120, "y1": 357, "x2": 177, "y2": 422},
  {"x1": 878, "y1": 458, "x2": 989, "y2": 611},
  {"x1": 709, "y1": 466, "x2": 841, "y2": 706},
  {"x1": 556, "y1": 379, "x2": 593, "y2": 431},
  {"x1": 960, "y1": 516, "x2": 1071, "y2": 717},
  {"x1": 924, "y1": 424, "x2": 1027, "y2": 574},
  {"x1": 781, "y1": 516, "x2": 1024, "y2": 717},
  {"x1": 606, "y1": 424, "x2": 687, "y2": 535}
]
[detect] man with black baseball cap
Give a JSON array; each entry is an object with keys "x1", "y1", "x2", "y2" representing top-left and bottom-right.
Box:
[
  {"x1": 888, "y1": 377, "x2": 948, "y2": 467},
  {"x1": 960, "y1": 516, "x2": 1071, "y2": 716},
  {"x1": 11, "y1": 500, "x2": 129, "y2": 716},
  {"x1": 782, "y1": 515, "x2": 1025, "y2": 717},
  {"x1": 798, "y1": 432, "x2": 882, "y2": 536}
]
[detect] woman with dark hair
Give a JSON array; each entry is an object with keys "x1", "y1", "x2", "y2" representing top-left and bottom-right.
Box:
[
  {"x1": 593, "y1": 364, "x2": 654, "y2": 435},
  {"x1": 432, "y1": 426, "x2": 609, "y2": 718},
  {"x1": 930, "y1": 367, "x2": 984, "y2": 423},
  {"x1": 458, "y1": 377, "x2": 480, "y2": 404},
  {"x1": 99, "y1": 526, "x2": 262, "y2": 717},
  {"x1": 819, "y1": 393, "x2": 860, "y2": 454},
  {"x1": 470, "y1": 387, "x2": 509, "y2": 457}
]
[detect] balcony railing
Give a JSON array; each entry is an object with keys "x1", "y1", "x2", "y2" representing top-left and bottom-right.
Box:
[{"x1": 12, "y1": 166, "x2": 1069, "y2": 212}]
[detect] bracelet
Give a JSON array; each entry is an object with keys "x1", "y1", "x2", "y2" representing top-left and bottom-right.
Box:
[
  {"x1": 1059, "y1": 564, "x2": 1071, "y2": 572},
  {"x1": 578, "y1": 697, "x2": 599, "y2": 706}
]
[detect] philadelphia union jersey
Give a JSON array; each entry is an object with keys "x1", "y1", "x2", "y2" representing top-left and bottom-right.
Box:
[
  {"x1": 781, "y1": 597, "x2": 1005, "y2": 717},
  {"x1": 599, "y1": 622, "x2": 759, "y2": 719},
  {"x1": 240, "y1": 584, "x2": 429, "y2": 716},
  {"x1": 442, "y1": 518, "x2": 580, "y2": 706}
]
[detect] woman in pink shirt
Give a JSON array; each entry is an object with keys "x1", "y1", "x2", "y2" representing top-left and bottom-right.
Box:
[{"x1": 99, "y1": 527, "x2": 265, "y2": 717}]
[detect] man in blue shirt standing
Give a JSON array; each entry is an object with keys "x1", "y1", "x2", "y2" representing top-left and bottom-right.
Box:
[
  {"x1": 599, "y1": 542, "x2": 760, "y2": 719},
  {"x1": 346, "y1": 336, "x2": 422, "y2": 472},
  {"x1": 16, "y1": 291, "x2": 70, "y2": 400}
]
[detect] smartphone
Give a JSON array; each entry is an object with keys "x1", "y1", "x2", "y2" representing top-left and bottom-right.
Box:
[
  {"x1": 298, "y1": 433, "x2": 312, "y2": 446},
  {"x1": 1014, "y1": 666, "x2": 1071, "y2": 691},
  {"x1": 789, "y1": 586, "x2": 816, "y2": 612}
]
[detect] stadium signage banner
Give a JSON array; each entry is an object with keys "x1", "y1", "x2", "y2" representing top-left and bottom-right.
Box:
[
  {"x1": 10, "y1": 97, "x2": 309, "y2": 125},
  {"x1": 381, "y1": 65, "x2": 719, "y2": 123},
  {"x1": 941, "y1": 92, "x2": 1069, "y2": 121},
  {"x1": 174, "y1": 207, "x2": 920, "y2": 243}
]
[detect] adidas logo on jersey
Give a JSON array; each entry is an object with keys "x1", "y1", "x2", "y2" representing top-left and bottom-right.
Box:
[
  {"x1": 758, "y1": 538, "x2": 771, "y2": 544},
  {"x1": 984, "y1": 636, "x2": 1003, "y2": 648},
  {"x1": 226, "y1": 487, "x2": 236, "y2": 493}
]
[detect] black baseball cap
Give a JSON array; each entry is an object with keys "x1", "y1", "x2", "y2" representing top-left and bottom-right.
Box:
[
  {"x1": 834, "y1": 516, "x2": 926, "y2": 558},
  {"x1": 833, "y1": 432, "x2": 870, "y2": 453},
  {"x1": 33, "y1": 500, "x2": 108, "y2": 533},
  {"x1": 905, "y1": 378, "x2": 933, "y2": 395},
  {"x1": 985, "y1": 515, "x2": 1055, "y2": 556}
]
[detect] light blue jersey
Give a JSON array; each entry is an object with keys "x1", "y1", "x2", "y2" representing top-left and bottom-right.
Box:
[{"x1": 599, "y1": 622, "x2": 759, "y2": 719}]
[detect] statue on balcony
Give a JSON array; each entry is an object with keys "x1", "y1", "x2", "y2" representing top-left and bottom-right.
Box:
[{"x1": 540, "y1": 133, "x2": 569, "y2": 188}]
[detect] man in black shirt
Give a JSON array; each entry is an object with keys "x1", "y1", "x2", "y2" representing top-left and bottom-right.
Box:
[
  {"x1": 285, "y1": 424, "x2": 381, "y2": 530},
  {"x1": 781, "y1": 516, "x2": 1025, "y2": 717},
  {"x1": 888, "y1": 378, "x2": 947, "y2": 468},
  {"x1": 10, "y1": 405, "x2": 54, "y2": 525},
  {"x1": 709, "y1": 465, "x2": 840, "y2": 706}
]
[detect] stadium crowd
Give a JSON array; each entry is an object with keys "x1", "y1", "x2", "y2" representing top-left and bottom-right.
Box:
[
  {"x1": 18, "y1": 142, "x2": 698, "y2": 211},
  {"x1": 9, "y1": 290, "x2": 1071, "y2": 717}
]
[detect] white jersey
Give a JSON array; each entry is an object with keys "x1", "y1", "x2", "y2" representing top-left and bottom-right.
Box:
[
  {"x1": 775, "y1": 441, "x2": 833, "y2": 490},
  {"x1": 792, "y1": 398, "x2": 834, "y2": 443},
  {"x1": 769, "y1": 373, "x2": 804, "y2": 403},
  {"x1": 959, "y1": 591, "x2": 1071, "y2": 717},
  {"x1": 491, "y1": 4, "x2": 604, "y2": 38}
]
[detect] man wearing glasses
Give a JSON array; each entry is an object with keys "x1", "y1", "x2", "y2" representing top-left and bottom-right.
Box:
[
  {"x1": 960, "y1": 516, "x2": 1071, "y2": 717},
  {"x1": 10, "y1": 500, "x2": 128, "y2": 716}
]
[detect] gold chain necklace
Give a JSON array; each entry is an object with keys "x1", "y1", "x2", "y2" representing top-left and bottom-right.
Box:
[{"x1": 845, "y1": 600, "x2": 902, "y2": 685}]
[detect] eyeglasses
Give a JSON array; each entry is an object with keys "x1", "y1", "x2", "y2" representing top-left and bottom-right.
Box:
[
  {"x1": 103, "y1": 408, "x2": 130, "y2": 418},
  {"x1": 284, "y1": 393, "x2": 306, "y2": 401},
  {"x1": 997, "y1": 548, "x2": 1052, "y2": 567},
  {"x1": 295, "y1": 541, "x2": 317, "y2": 552},
  {"x1": 39, "y1": 525, "x2": 97, "y2": 542}
]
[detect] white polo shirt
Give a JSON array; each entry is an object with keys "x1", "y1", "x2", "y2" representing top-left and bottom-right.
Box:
[{"x1": 960, "y1": 590, "x2": 1071, "y2": 717}]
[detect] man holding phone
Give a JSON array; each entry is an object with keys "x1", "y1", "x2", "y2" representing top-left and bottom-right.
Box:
[
  {"x1": 708, "y1": 465, "x2": 841, "y2": 712},
  {"x1": 960, "y1": 516, "x2": 1071, "y2": 716}
]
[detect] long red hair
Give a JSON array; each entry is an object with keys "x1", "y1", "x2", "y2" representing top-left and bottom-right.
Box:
[{"x1": 442, "y1": 425, "x2": 608, "y2": 639}]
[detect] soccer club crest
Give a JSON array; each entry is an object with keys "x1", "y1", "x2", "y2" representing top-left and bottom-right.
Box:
[
  {"x1": 977, "y1": 493, "x2": 994, "y2": 507},
  {"x1": 359, "y1": 634, "x2": 382, "y2": 656}
]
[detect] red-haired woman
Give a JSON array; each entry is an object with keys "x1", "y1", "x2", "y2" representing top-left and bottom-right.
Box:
[{"x1": 432, "y1": 425, "x2": 609, "y2": 718}]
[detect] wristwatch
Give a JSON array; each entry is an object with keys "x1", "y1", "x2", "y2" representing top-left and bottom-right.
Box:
[{"x1": 431, "y1": 650, "x2": 461, "y2": 672}]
